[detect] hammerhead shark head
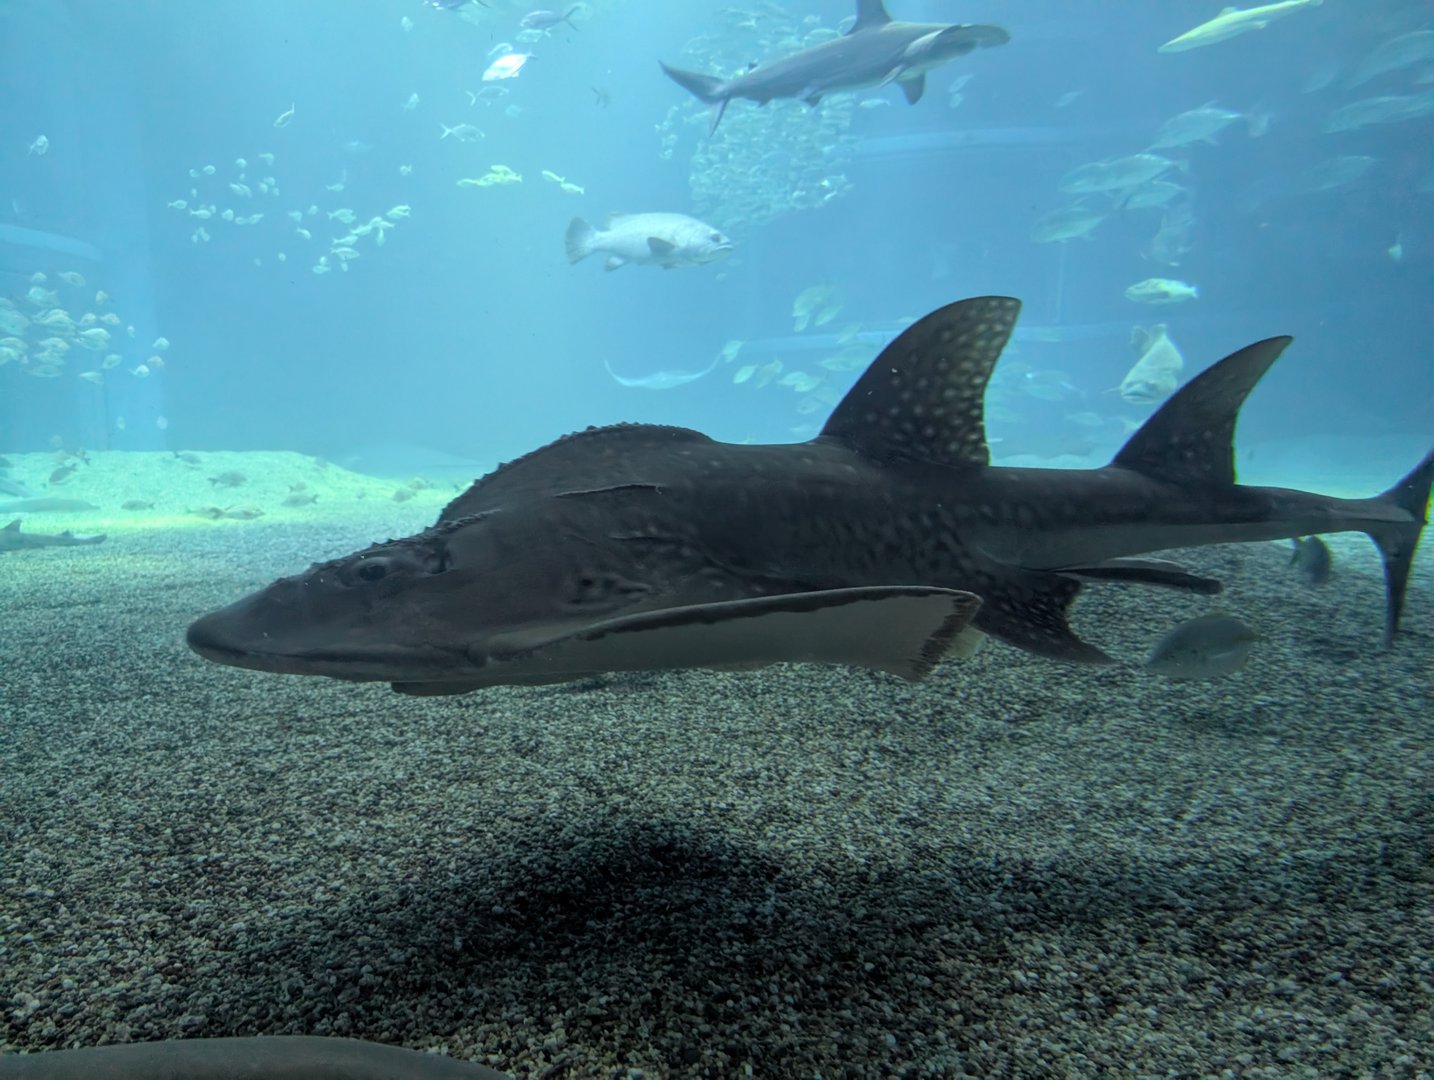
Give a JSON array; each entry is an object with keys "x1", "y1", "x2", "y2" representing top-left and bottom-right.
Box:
[
  {"x1": 661, "y1": 0, "x2": 1010, "y2": 132},
  {"x1": 187, "y1": 296, "x2": 1433, "y2": 696}
]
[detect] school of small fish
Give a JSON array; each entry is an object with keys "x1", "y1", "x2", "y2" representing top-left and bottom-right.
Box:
[{"x1": 0, "y1": 272, "x2": 175, "y2": 391}]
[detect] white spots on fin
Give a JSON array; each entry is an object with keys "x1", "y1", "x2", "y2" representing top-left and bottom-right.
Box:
[{"x1": 819, "y1": 296, "x2": 1021, "y2": 468}]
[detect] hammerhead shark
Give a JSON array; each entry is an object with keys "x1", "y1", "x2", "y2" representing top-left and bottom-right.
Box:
[
  {"x1": 187, "y1": 295, "x2": 1432, "y2": 696},
  {"x1": 0, "y1": 518, "x2": 107, "y2": 553},
  {"x1": 661, "y1": 0, "x2": 1010, "y2": 132}
]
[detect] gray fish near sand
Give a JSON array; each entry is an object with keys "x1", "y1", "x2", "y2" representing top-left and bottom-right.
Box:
[
  {"x1": 0, "y1": 518, "x2": 107, "y2": 553},
  {"x1": 660, "y1": 0, "x2": 1009, "y2": 133},
  {"x1": 1144, "y1": 614, "x2": 1259, "y2": 680},
  {"x1": 187, "y1": 295, "x2": 1434, "y2": 697},
  {"x1": 1290, "y1": 535, "x2": 1332, "y2": 586}
]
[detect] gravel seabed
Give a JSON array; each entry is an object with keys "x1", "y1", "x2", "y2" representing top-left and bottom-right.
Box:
[{"x1": 1, "y1": 490, "x2": 1431, "y2": 1078}]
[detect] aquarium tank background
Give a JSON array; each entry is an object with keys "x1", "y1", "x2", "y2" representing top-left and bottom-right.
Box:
[
  {"x1": 1, "y1": 0, "x2": 1431, "y2": 1077},
  {"x1": 2, "y1": 0, "x2": 1429, "y2": 468}
]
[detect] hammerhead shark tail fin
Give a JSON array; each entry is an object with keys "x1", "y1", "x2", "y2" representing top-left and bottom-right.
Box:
[
  {"x1": 659, "y1": 62, "x2": 730, "y2": 132},
  {"x1": 1367, "y1": 447, "x2": 1434, "y2": 645}
]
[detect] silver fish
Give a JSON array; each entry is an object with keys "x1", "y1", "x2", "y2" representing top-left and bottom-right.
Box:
[{"x1": 1145, "y1": 615, "x2": 1259, "y2": 680}]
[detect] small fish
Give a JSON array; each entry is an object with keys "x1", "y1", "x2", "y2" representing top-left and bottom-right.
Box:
[
  {"x1": 1290, "y1": 536, "x2": 1332, "y2": 586},
  {"x1": 1120, "y1": 179, "x2": 1189, "y2": 211},
  {"x1": 1125, "y1": 278, "x2": 1199, "y2": 305},
  {"x1": 1030, "y1": 203, "x2": 1106, "y2": 243},
  {"x1": 27, "y1": 135, "x2": 49, "y2": 156},
  {"x1": 792, "y1": 284, "x2": 836, "y2": 331},
  {"x1": 167, "y1": 199, "x2": 188, "y2": 210},
  {"x1": 121, "y1": 500, "x2": 155, "y2": 510},
  {"x1": 520, "y1": 6, "x2": 580, "y2": 32},
  {"x1": 1060, "y1": 153, "x2": 1179, "y2": 195},
  {"x1": 1144, "y1": 614, "x2": 1259, "y2": 680},
  {"x1": 404, "y1": 92, "x2": 420, "y2": 110},
  {"x1": 1346, "y1": 29, "x2": 1434, "y2": 87},
  {"x1": 1150, "y1": 103, "x2": 1260, "y2": 148},
  {"x1": 152, "y1": 337, "x2": 171, "y2": 352},
  {"x1": 387, "y1": 205, "x2": 412, "y2": 220},
  {"x1": 483, "y1": 53, "x2": 532, "y2": 81},
  {"x1": 1322, "y1": 91, "x2": 1434, "y2": 134},
  {"x1": 208, "y1": 471, "x2": 248, "y2": 488},
  {"x1": 273, "y1": 104, "x2": 296, "y2": 128},
  {"x1": 57, "y1": 271, "x2": 86, "y2": 287},
  {"x1": 281, "y1": 493, "x2": 319, "y2": 507},
  {"x1": 49, "y1": 464, "x2": 77, "y2": 485},
  {"x1": 440, "y1": 122, "x2": 485, "y2": 142}
]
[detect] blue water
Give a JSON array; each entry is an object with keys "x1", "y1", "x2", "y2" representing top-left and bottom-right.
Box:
[{"x1": 1, "y1": 0, "x2": 1430, "y2": 478}]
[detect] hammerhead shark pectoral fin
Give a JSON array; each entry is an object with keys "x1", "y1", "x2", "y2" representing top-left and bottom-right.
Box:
[{"x1": 463, "y1": 585, "x2": 983, "y2": 689}]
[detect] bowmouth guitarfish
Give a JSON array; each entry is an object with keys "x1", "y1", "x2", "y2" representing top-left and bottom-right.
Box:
[{"x1": 188, "y1": 296, "x2": 1432, "y2": 695}]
